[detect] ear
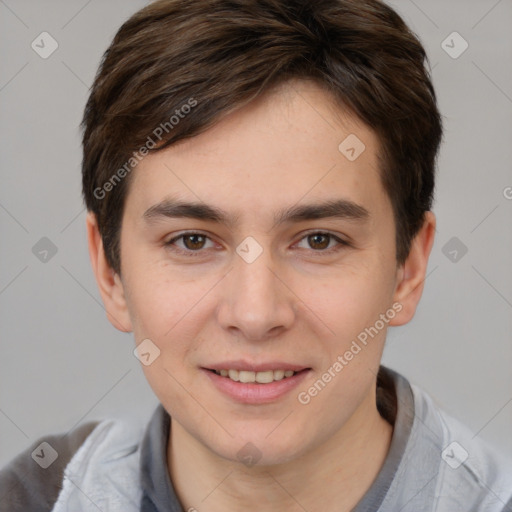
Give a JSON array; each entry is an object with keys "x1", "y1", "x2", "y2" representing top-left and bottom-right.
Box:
[
  {"x1": 86, "y1": 212, "x2": 133, "y2": 332},
  {"x1": 389, "y1": 211, "x2": 436, "y2": 326}
]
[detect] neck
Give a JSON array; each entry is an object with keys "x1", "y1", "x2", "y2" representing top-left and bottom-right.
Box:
[{"x1": 168, "y1": 388, "x2": 393, "y2": 512}]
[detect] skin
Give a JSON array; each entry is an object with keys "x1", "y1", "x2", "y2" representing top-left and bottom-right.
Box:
[{"x1": 87, "y1": 78, "x2": 436, "y2": 511}]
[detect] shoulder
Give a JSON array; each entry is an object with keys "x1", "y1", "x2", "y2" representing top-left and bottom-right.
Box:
[
  {"x1": 0, "y1": 421, "x2": 100, "y2": 512},
  {"x1": 50, "y1": 415, "x2": 148, "y2": 512},
  {"x1": 409, "y1": 381, "x2": 512, "y2": 511}
]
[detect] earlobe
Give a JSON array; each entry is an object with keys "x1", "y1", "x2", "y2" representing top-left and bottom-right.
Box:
[
  {"x1": 86, "y1": 212, "x2": 133, "y2": 333},
  {"x1": 389, "y1": 211, "x2": 436, "y2": 326}
]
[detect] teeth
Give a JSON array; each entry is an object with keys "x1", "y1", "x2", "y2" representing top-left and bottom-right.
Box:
[
  {"x1": 228, "y1": 369, "x2": 239, "y2": 381},
  {"x1": 239, "y1": 370, "x2": 255, "y2": 383},
  {"x1": 255, "y1": 371, "x2": 273, "y2": 384},
  {"x1": 214, "y1": 369, "x2": 298, "y2": 383},
  {"x1": 273, "y1": 370, "x2": 285, "y2": 381}
]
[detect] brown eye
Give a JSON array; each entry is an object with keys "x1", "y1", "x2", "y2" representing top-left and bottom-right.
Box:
[
  {"x1": 182, "y1": 234, "x2": 207, "y2": 250},
  {"x1": 165, "y1": 232, "x2": 215, "y2": 256},
  {"x1": 294, "y1": 231, "x2": 349, "y2": 255},
  {"x1": 307, "y1": 233, "x2": 331, "y2": 250}
]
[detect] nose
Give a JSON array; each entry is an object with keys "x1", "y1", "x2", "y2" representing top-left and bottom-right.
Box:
[{"x1": 216, "y1": 244, "x2": 296, "y2": 342}]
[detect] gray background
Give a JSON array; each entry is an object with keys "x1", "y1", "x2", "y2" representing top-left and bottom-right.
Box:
[{"x1": 1, "y1": 0, "x2": 511, "y2": 468}]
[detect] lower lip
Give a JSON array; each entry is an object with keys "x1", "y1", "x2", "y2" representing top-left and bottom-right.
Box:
[{"x1": 201, "y1": 368, "x2": 311, "y2": 404}]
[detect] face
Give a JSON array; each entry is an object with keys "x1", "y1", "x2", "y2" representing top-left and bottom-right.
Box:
[{"x1": 93, "y1": 79, "x2": 427, "y2": 466}]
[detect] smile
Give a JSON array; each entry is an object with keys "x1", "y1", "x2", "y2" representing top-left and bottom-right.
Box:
[{"x1": 213, "y1": 369, "x2": 297, "y2": 383}]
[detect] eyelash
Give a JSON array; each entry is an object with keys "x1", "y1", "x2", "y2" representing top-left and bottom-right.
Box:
[{"x1": 164, "y1": 231, "x2": 350, "y2": 258}]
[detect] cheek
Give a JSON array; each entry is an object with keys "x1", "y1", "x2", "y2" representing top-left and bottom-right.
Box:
[
  {"x1": 295, "y1": 269, "x2": 393, "y2": 420},
  {"x1": 124, "y1": 265, "x2": 222, "y2": 368},
  {"x1": 122, "y1": 266, "x2": 191, "y2": 344},
  {"x1": 129, "y1": 273, "x2": 207, "y2": 409},
  {"x1": 307, "y1": 260, "x2": 394, "y2": 336}
]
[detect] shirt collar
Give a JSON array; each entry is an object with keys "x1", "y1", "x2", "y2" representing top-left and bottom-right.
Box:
[
  {"x1": 139, "y1": 401, "x2": 181, "y2": 512},
  {"x1": 352, "y1": 366, "x2": 415, "y2": 511}
]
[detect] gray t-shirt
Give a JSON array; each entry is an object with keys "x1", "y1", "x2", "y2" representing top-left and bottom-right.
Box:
[{"x1": 1, "y1": 366, "x2": 512, "y2": 511}]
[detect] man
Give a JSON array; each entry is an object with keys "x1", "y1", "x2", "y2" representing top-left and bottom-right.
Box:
[{"x1": 1, "y1": 0, "x2": 512, "y2": 510}]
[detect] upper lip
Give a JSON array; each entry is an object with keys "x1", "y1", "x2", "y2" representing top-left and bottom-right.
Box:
[{"x1": 203, "y1": 360, "x2": 310, "y2": 372}]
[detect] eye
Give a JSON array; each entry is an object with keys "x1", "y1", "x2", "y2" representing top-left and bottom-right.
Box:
[
  {"x1": 295, "y1": 232, "x2": 349, "y2": 253},
  {"x1": 165, "y1": 232, "x2": 216, "y2": 256}
]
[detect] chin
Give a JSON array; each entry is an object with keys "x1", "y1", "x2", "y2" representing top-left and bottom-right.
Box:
[{"x1": 211, "y1": 428, "x2": 308, "y2": 468}]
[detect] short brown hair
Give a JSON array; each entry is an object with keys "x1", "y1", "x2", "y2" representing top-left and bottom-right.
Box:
[{"x1": 82, "y1": 0, "x2": 443, "y2": 275}]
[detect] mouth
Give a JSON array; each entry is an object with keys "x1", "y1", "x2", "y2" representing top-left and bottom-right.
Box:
[
  {"x1": 201, "y1": 364, "x2": 312, "y2": 404},
  {"x1": 208, "y1": 368, "x2": 306, "y2": 383}
]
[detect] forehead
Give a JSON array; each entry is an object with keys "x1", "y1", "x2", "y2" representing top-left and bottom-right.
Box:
[{"x1": 124, "y1": 79, "x2": 388, "y2": 225}]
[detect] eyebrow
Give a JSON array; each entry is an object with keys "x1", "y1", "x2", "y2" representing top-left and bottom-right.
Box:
[{"x1": 142, "y1": 197, "x2": 370, "y2": 229}]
